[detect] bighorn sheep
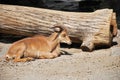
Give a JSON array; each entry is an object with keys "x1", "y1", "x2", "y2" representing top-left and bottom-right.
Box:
[{"x1": 3, "y1": 24, "x2": 71, "y2": 62}]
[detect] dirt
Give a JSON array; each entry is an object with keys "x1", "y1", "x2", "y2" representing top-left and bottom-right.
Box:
[{"x1": 0, "y1": 30, "x2": 120, "y2": 80}]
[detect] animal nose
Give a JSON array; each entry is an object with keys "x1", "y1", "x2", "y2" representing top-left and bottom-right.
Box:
[{"x1": 68, "y1": 41, "x2": 72, "y2": 45}]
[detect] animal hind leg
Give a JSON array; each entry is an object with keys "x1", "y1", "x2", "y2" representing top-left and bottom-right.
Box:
[
  {"x1": 12, "y1": 44, "x2": 28, "y2": 62},
  {"x1": 14, "y1": 57, "x2": 34, "y2": 62}
]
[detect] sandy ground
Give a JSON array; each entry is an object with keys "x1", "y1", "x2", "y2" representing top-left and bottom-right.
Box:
[{"x1": 0, "y1": 30, "x2": 120, "y2": 80}]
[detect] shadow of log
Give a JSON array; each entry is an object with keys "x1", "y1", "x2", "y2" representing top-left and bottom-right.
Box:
[{"x1": 0, "y1": 34, "x2": 26, "y2": 43}]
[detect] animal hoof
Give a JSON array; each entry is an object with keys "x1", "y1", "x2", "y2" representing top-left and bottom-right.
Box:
[{"x1": 27, "y1": 57, "x2": 35, "y2": 61}]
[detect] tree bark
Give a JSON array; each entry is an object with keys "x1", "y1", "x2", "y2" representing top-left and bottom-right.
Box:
[{"x1": 0, "y1": 4, "x2": 117, "y2": 51}]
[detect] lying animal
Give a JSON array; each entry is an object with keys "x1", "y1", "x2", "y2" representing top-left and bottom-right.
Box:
[{"x1": 3, "y1": 25, "x2": 71, "y2": 62}]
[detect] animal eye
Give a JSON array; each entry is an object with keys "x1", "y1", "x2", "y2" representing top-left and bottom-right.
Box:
[{"x1": 62, "y1": 34, "x2": 66, "y2": 37}]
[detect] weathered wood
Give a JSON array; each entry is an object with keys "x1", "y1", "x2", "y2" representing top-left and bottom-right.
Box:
[{"x1": 0, "y1": 4, "x2": 117, "y2": 51}]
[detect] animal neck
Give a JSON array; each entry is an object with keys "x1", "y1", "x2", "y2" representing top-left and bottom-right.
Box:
[
  {"x1": 48, "y1": 32, "x2": 61, "y2": 52},
  {"x1": 48, "y1": 32, "x2": 59, "y2": 41}
]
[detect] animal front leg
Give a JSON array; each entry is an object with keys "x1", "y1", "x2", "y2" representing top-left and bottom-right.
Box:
[
  {"x1": 55, "y1": 44, "x2": 61, "y2": 56},
  {"x1": 39, "y1": 52, "x2": 58, "y2": 59},
  {"x1": 39, "y1": 44, "x2": 60, "y2": 59},
  {"x1": 51, "y1": 44, "x2": 61, "y2": 57}
]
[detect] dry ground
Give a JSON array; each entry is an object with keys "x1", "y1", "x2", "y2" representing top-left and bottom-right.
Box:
[{"x1": 0, "y1": 30, "x2": 120, "y2": 80}]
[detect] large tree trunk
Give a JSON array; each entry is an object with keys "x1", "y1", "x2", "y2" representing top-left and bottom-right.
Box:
[{"x1": 0, "y1": 4, "x2": 117, "y2": 51}]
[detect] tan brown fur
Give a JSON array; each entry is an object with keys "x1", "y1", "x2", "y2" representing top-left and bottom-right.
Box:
[{"x1": 4, "y1": 25, "x2": 71, "y2": 62}]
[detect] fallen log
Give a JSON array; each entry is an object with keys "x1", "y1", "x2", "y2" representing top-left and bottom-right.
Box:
[{"x1": 0, "y1": 4, "x2": 117, "y2": 51}]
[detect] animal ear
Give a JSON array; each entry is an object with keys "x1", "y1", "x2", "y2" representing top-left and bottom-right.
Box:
[
  {"x1": 54, "y1": 27, "x2": 61, "y2": 32},
  {"x1": 53, "y1": 24, "x2": 63, "y2": 32}
]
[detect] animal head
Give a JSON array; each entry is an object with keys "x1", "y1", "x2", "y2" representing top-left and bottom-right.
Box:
[{"x1": 53, "y1": 24, "x2": 71, "y2": 45}]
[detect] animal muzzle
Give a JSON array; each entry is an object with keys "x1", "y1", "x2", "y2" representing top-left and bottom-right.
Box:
[{"x1": 67, "y1": 41, "x2": 72, "y2": 45}]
